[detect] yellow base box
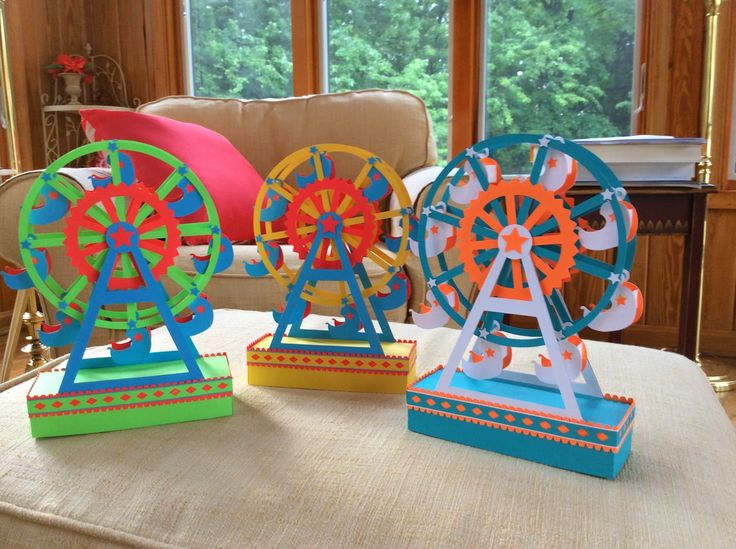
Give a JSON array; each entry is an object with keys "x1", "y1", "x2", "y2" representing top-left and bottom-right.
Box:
[{"x1": 247, "y1": 333, "x2": 417, "y2": 394}]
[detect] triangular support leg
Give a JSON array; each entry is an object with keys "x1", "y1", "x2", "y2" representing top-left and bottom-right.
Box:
[
  {"x1": 59, "y1": 244, "x2": 204, "y2": 393},
  {"x1": 436, "y1": 251, "x2": 586, "y2": 419},
  {"x1": 271, "y1": 220, "x2": 394, "y2": 355}
]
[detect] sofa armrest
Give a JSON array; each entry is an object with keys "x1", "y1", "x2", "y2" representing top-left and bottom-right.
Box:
[
  {"x1": 0, "y1": 168, "x2": 112, "y2": 346},
  {"x1": 0, "y1": 168, "x2": 105, "y2": 265},
  {"x1": 389, "y1": 166, "x2": 456, "y2": 236}
]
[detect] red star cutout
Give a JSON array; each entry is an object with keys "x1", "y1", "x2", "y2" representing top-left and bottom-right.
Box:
[
  {"x1": 502, "y1": 227, "x2": 528, "y2": 254},
  {"x1": 484, "y1": 348, "x2": 495, "y2": 358},
  {"x1": 547, "y1": 158, "x2": 558, "y2": 168},
  {"x1": 430, "y1": 225, "x2": 440, "y2": 234},
  {"x1": 109, "y1": 225, "x2": 134, "y2": 248},
  {"x1": 562, "y1": 350, "x2": 573, "y2": 360},
  {"x1": 615, "y1": 295, "x2": 627, "y2": 306},
  {"x1": 320, "y1": 215, "x2": 340, "y2": 234}
]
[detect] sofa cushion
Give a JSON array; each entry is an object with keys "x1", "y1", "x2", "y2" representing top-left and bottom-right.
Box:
[
  {"x1": 137, "y1": 89, "x2": 438, "y2": 179},
  {"x1": 80, "y1": 109, "x2": 262, "y2": 244}
]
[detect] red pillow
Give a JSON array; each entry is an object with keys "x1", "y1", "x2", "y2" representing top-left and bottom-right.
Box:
[{"x1": 80, "y1": 109, "x2": 261, "y2": 244}]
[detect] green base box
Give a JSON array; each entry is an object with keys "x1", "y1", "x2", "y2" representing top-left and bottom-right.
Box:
[{"x1": 27, "y1": 353, "x2": 233, "y2": 438}]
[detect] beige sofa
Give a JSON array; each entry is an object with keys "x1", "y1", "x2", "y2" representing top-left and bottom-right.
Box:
[{"x1": 0, "y1": 90, "x2": 463, "y2": 340}]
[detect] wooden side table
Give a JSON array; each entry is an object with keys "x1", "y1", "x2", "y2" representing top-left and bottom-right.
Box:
[{"x1": 569, "y1": 181, "x2": 716, "y2": 360}]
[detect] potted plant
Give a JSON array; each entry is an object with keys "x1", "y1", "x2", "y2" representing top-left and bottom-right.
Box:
[{"x1": 46, "y1": 53, "x2": 95, "y2": 104}]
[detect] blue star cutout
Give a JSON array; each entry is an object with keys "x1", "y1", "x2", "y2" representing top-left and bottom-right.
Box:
[
  {"x1": 21, "y1": 240, "x2": 31, "y2": 250},
  {"x1": 255, "y1": 235, "x2": 263, "y2": 243},
  {"x1": 107, "y1": 141, "x2": 119, "y2": 152},
  {"x1": 41, "y1": 172, "x2": 52, "y2": 182},
  {"x1": 388, "y1": 266, "x2": 396, "y2": 273},
  {"x1": 127, "y1": 320, "x2": 137, "y2": 329},
  {"x1": 210, "y1": 225, "x2": 221, "y2": 235},
  {"x1": 341, "y1": 297, "x2": 349, "y2": 305},
  {"x1": 309, "y1": 146, "x2": 318, "y2": 154},
  {"x1": 58, "y1": 301, "x2": 67, "y2": 310},
  {"x1": 368, "y1": 157, "x2": 379, "y2": 165},
  {"x1": 178, "y1": 165, "x2": 189, "y2": 175},
  {"x1": 190, "y1": 287, "x2": 200, "y2": 296}
]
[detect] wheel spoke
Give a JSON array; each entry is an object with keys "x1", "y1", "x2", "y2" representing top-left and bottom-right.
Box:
[
  {"x1": 311, "y1": 151, "x2": 325, "y2": 180},
  {"x1": 64, "y1": 275, "x2": 87, "y2": 305},
  {"x1": 523, "y1": 202, "x2": 549, "y2": 230},
  {"x1": 506, "y1": 194, "x2": 517, "y2": 225},
  {"x1": 136, "y1": 214, "x2": 167, "y2": 235},
  {"x1": 119, "y1": 253, "x2": 138, "y2": 278},
  {"x1": 511, "y1": 259, "x2": 523, "y2": 289},
  {"x1": 477, "y1": 209, "x2": 503, "y2": 233},
  {"x1": 102, "y1": 196, "x2": 120, "y2": 223},
  {"x1": 468, "y1": 238, "x2": 498, "y2": 251},
  {"x1": 28, "y1": 232, "x2": 66, "y2": 248},
  {"x1": 532, "y1": 253, "x2": 554, "y2": 278},
  {"x1": 366, "y1": 245, "x2": 396, "y2": 270},
  {"x1": 47, "y1": 175, "x2": 83, "y2": 202},
  {"x1": 79, "y1": 215, "x2": 108, "y2": 234},
  {"x1": 178, "y1": 222, "x2": 213, "y2": 237},
  {"x1": 570, "y1": 194, "x2": 605, "y2": 220},
  {"x1": 108, "y1": 149, "x2": 122, "y2": 185},
  {"x1": 574, "y1": 253, "x2": 617, "y2": 279},
  {"x1": 532, "y1": 233, "x2": 564, "y2": 246},
  {"x1": 434, "y1": 262, "x2": 466, "y2": 285},
  {"x1": 427, "y1": 210, "x2": 462, "y2": 228},
  {"x1": 529, "y1": 146, "x2": 548, "y2": 184},
  {"x1": 260, "y1": 230, "x2": 289, "y2": 242},
  {"x1": 156, "y1": 168, "x2": 186, "y2": 200},
  {"x1": 353, "y1": 161, "x2": 372, "y2": 190},
  {"x1": 126, "y1": 196, "x2": 143, "y2": 224},
  {"x1": 80, "y1": 241, "x2": 107, "y2": 257},
  {"x1": 168, "y1": 265, "x2": 197, "y2": 291},
  {"x1": 375, "y1": 209, "x2": 403, "y2": 220}
]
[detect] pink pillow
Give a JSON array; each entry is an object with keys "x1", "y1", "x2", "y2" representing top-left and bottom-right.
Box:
[{"x1": 80, "y1": 109, "x2": 261, "y2": 244}]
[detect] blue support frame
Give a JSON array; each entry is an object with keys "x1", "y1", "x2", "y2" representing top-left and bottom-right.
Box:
[
  {"x1": 58, "y1": 223, "x2": 204, "y2": 393},
  {"x1": 271, "y1": 214, "x2": 395, "y2": 355}
]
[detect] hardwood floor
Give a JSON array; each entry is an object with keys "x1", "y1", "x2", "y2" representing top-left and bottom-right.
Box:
[{"x1": 701, "y1": 354, "x2": 736, "y2": 425}]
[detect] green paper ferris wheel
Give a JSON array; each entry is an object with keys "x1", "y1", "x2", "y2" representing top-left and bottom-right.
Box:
[{"x1": 18, "y1": 140, "x2": 224, "y2": 331}]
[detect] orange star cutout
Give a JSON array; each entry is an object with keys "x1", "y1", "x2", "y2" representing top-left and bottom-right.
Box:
[
  {"x1": 562, "y1": 350, "x2": 573, "y2": 360},
  {"x1": 615, "y1": 295, "x2": 627, "y2": 306},
  {"x1": 485, "y1": 348, "x2": 495, "y2": 358},
  {"x1": 430, "y1": 225, "x2": 440, "y2": 235},
  {"x1": 547, "y1": 158, "x2": 558, "y2": 168},
  {"x1": 501, "y1": 227, "x2": 528, "y2": 254}
]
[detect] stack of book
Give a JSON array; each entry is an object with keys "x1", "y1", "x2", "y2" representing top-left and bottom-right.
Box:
[{"x1": 573, "y1": 135, "x2": 705, "y2": 182}]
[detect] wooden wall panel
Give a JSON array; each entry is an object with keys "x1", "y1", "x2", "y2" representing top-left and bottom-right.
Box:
[
  {"x1": 4, "y1": 0, "x2": 182, "y2": 170},
  {"x1": 702, "y1": 209, "x2": 736, "y2": 331}
]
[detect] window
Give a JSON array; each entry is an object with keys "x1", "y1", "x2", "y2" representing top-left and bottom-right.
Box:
[
  {"x1": 483, "y1": 0, "x2": 637, "y2": 171},
  {"x1": 188, "y1": 0, "x2": 293, "y2": 99},
  {"x1": 325, "y1": 0, "x2": 450, "y2": 158}
]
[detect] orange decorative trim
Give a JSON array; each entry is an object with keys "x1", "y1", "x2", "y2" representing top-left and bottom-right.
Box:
[
  {"x1": 249, "y1": 362, "x2": 409, "y2": 376},
  {"x1": 408, "y1": 404, "x2": 635, "y2": 453},
  {"x1": 29, "y1": 392, "x2": 233, "y2": 419},
  {"x1": 408, "y1": 366, "x2": 635, "y2": 431}
]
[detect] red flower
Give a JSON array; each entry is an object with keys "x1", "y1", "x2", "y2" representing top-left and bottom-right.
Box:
[{"x1": 46, "y1": 53, "x2": 95, "y2": 80}]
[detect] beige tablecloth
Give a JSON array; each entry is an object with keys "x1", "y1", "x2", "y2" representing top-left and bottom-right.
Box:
[{"x1": 0, "y1": 309, "x2": 735, "y2": 548}]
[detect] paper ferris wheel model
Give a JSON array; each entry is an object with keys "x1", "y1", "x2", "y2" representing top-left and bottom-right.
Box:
[
  {"x1": 2, "y1": 140, "x2": 234, "y2": 438},
  {"x1": 405, "y1": 134, "x2": 642, "y2": 478},
  {"x1": 246, "y1": 145, "x2": 417, "y2": 393}
]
